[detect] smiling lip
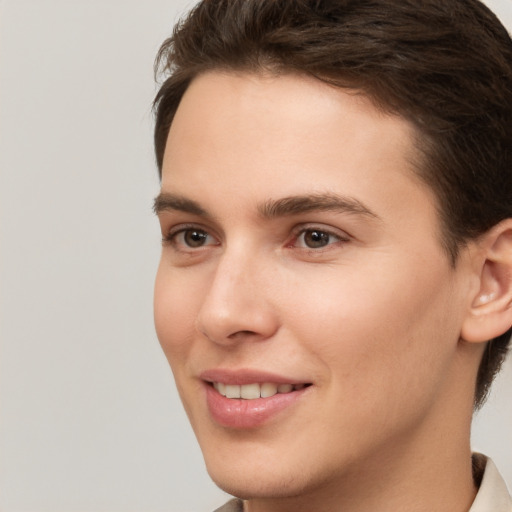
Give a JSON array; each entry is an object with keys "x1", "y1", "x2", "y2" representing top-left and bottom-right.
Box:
[{"x1": 200, "y1": 369, "x2": 311, "y2": 429}]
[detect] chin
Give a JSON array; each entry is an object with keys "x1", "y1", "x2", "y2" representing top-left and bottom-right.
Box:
[
  {"x1": 209, "y1": 468, "x2": 309, "y2": 501},
  {"x1": 203, "y1": 447, "x2": 328, "y2": 502}
]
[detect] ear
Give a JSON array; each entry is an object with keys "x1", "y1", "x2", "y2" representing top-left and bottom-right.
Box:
[{"x1": 461, "y1": 219, "x2": 512, "y2": 343}]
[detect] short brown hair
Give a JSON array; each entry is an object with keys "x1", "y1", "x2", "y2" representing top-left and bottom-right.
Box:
[{"x1": 153, "y1": 0, "x2": 512, "y2": 408}]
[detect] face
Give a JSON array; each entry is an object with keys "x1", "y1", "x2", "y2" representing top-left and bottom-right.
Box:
[{"x1": 154, "y1": 72, "x2": 475, "y2": 501}]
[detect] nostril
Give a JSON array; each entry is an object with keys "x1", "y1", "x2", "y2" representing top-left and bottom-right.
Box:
[{"x1": 227, "y1": 330, "x2": 258, "y2": 339}]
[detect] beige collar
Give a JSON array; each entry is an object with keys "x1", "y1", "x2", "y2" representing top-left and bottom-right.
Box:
[{"x1": 469, "y1": 456, "x2": 512, "y2": 512}]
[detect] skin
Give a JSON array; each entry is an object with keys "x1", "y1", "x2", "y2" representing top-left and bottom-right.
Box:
[{"x1": 154, "y1": 71, "x2": 490, "y2": 512}]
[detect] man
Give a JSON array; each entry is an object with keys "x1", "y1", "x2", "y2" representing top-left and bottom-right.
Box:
[{"x1": 152, "y1": 1, "x2": 512, "y2": 510}]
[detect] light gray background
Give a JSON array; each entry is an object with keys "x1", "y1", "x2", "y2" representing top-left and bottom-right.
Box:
[{"x1": 0, "y1": 1, "x2": 511, "y2": 511}]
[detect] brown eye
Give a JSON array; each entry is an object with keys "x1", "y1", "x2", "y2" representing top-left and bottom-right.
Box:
[
  {"x1": 183, "y1": 229, "x2": 210, "y2": 247},
  {"x1": 302, "y1": 229, "x2": 332, "y2": 248},
  {"x1": 164, "y1": 226, "x2": 219, "y2": 251}
]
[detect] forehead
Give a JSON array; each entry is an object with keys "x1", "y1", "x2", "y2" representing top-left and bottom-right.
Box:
[
  {"x1": 161, "y1": 71, "x2": 435, "y2": 225},
  {"x1": 164, "y1": 71, "x2": 415, "y2": 160}
]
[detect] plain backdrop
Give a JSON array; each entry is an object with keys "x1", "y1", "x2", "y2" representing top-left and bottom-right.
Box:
[{"x1": 1, "y1": 0, "x2": 511, "y2": 511}]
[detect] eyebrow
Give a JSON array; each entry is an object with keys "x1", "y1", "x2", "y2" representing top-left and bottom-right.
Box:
[
  {"x1": 153, "y1": 193, "x2": 209, "y2": 217},
  {"x1": 153, "y1": 192, "x2": 379, "y2": 220},
  {"x1": 258, "y1": 193, "x2": 380, "y2": 220}
]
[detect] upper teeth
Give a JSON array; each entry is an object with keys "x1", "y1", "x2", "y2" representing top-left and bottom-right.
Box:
[{"x1": 213, "y1": 382, "x2": 305, "y2": 399}]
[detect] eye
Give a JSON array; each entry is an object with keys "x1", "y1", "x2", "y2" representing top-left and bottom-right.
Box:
[
  {"x1": 181, "y1": 229, "x2": 210, "y2": 248},
  {"x1": 300, "y1": 229, "x2": 332, "y2": 248},
  {"x1": 165, "y1": 227, "x2": 218, "y2": 249},
  {"x1": 293, "y1": 227, "x2": 348, "y2": 249}
]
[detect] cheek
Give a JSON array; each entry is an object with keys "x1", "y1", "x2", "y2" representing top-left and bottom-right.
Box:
[
  {"x1": 153, "y1": 263, "x2": 201, "y2": 359},
  {"x1": 278, "y1": 266, "x2": 462, "y2": 459},
  {"x1": 284, "y1": 259, "x2": 460, "y2": 397}
]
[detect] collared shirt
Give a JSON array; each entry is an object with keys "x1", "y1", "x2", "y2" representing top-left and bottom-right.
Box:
[
  {"x1": 214, "y1": 456, "x2": 512, "y2": 512},
  {"x1": 469, "y1": 456, "x2": 512, "y2": 512}
]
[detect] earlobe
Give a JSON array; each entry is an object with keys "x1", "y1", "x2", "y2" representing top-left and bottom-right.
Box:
[{"x1": 461, "y1": 220, "x2": 512, "y2": 344}]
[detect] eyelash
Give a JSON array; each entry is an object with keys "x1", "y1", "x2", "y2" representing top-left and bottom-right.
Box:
[
  {"x1": 163, "y1": 224, "x2": 218, "y2": 249},
  {"x1": 289, "y1": 225, "x2": 350, "y2": 251},
  {"x1": 162, "y1": 224, "x2": 350, "y2": 253}
]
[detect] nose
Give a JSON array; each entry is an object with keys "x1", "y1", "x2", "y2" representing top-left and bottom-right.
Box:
[{"x1": 195, "y1": 248, "x2": 279, "y2": 346}]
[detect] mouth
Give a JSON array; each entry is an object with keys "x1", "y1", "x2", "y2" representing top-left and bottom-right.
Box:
[
  {"x1": 209, "y1": 381, "x2": 310, "y2": 399},
  {"x1": 200, "y1": 372, "x2": 312, "y2": 428}
]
